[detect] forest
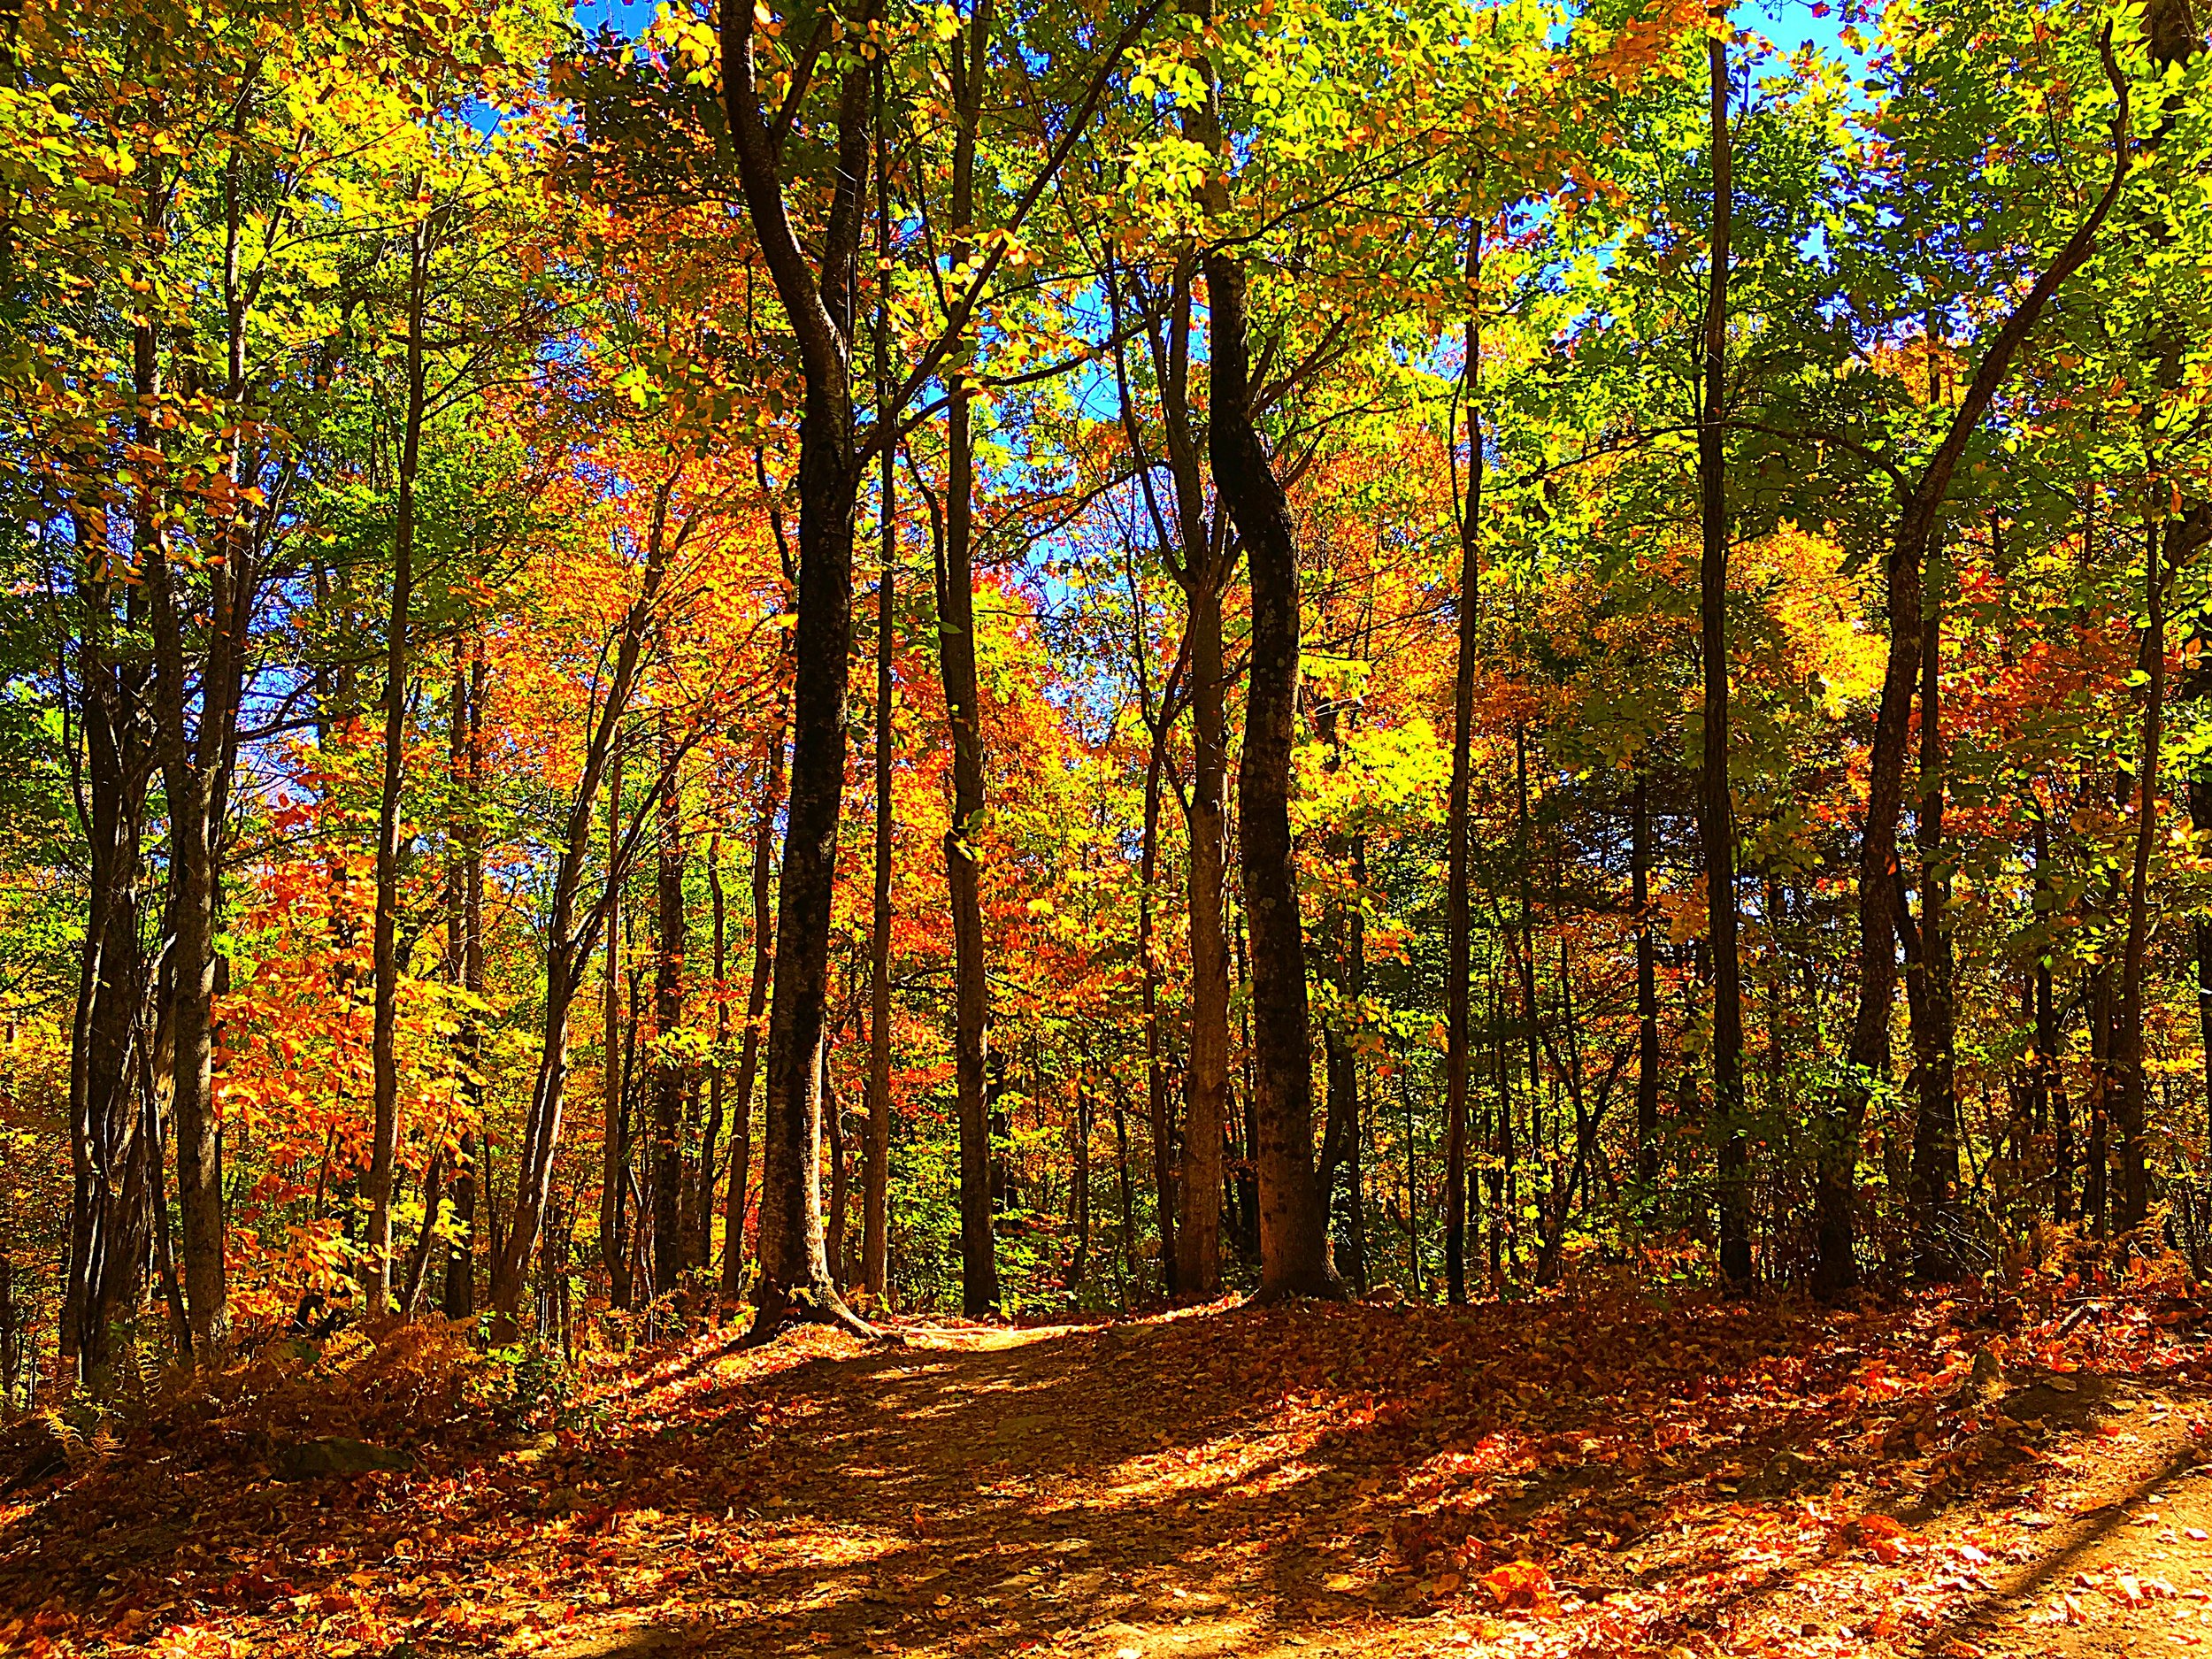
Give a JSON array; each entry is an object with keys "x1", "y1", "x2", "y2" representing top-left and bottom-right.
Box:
[{"x1": 8, "y1": 0, "x2": 2212, "y2": 1654}]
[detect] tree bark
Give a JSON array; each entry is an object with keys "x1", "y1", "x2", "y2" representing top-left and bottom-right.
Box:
[
  {"x1": 486, "y1": 481, "x2": 678, "y2": 1329},
  {"x1": 599, "y1": 742, "x2": 632, "y2": 1308},
  {"x1": 720, "y1": 680, "x2": 787, "y2": 1299},
  {"x1": 1907, "y1": 592, "x2": 1961, "y2": 1274},
  {"x1": 140, "y1": 240, "x2": 236, "y2": 1355},
  {"x1": 721, "y1": 0, "x2": 881, "y2": 1340},
  {"x1": 825, "y1": 1046, "x2": 849, "y2": 1286},
  {"x1": 1444, "y1": 222, "x2": 1481, "y2": 1306},
  {"x1": 651, "y1": 716, "x2": 687, "y2": 1293},
  {"x1": 1206, "y1": 242, "x2": 1338, "y2": 1300},
  {"x1": 1071, "y1": 1074, "x2": 1093, "y2": 1292},
  {"x1": 445, "y1": 642, "x2": 486, "y2": 1318},
  {"x1": 2193, "y1": 780, "x2": 2212, "y2": 1180},
  {"x1": 1632, "y1": 773, "x2": 1661, "y2": 1187},
  {"x1": 1316, "y1": 692, "x2": 1365, "y2": 1286},
  {"x1": 2115, "y1": 513, "x2": 2165, "y2": 1231},
  {"x1": 699, "y1": 831, "x2": 727, "y2": 1267},
  {"x1": 936, "y1": 0, "x2": 1000, "y2": 1318},
  {"x1": 1816, "y1": 47, "x2": 2131, "y2": 1294},
  {"x1": 1139, "y1": 695, "x2": 1181, "y2": 1296},
  {"x1": 66, "y1": 532, "x2": 154, "y2": 1380},
  {"x1": 365, "y1": 219, "x2": 430, "y2": 1313},
  {"x1": 863, "y1": 121, "x2": 897, "y2": 1303},
  {"x1": 1698, "y1": 35, "x2": 1751, "y2": 1293},
  {"x1": 1179, "y1": 565, "x2": 1230, "y2": 1295}
]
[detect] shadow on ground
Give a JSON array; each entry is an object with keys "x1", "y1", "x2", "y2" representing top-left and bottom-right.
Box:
[{"x1": 2, "y1": 1292, "x2": 2206, "y2": 1657}]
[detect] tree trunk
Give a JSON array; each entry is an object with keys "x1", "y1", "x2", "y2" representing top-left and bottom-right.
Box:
[
  {"x1": 141, "y1": 303, "x2": 233, "y2": 1357},
  {"x1": 2087, "y1": 964, "x2": 2112, "y2": 1232},
  {"x1": 936, "y1": 0, "x2": 999, "y2": 1318},
  {"x1": 1139, "y1": 701, "x2": 1181, "y2": 1295},
  {"x1": 2193, "y1": 779, "x2": 2212, "y2": 1179},
  {"x1": 1444, "y1": 223, "x2": 1481, "y2": 1306},
  {"x1": 1071, "y1": 1074, "x2": 1092, "y2": 1294},
  {"x1": 366, "y1": 219, "x2": 430, "y2": 1313},
  {"x1": 721, "y1": 0, "x2": 881, "y2": 1341},
  {"x1": 721, "y1": 683, "x2": 787, "y2": 1299},
  {"x1": 746, "y1": 311, "x2": 865, "y2": 1330},
  {"x1": 651, "y1": 717, "x2": 687, "y2": 1293},
  {"x1": 600, "y1": 743, "x2": 632, "y2": 1308},
  {"x1": 863, "y1": 134, "x2": 897, "y2": 1302},
  {"x1": 1489, "y1": 978, "x2": 1511, "y2": 1283},
  {"x1": 1698, "y1": 35, "x2": 1751, "y2": 1292},
  {"x1": 1632, "y1": 773, "x2": 1661, "y2": 1187},
  {"x1": 66, "y1": 544, "x2": 154, "y2": 1381},
  {"x1": 444, "y1": 641, "x2": 486, "y2": 1318},
  {"x1": 1817, "y1": 57, "x2": 2132, "y2": 1294},
  {"x1": 1206, "y1": 243, "x2": 1338, "y2": 1301},
  {"x1": 2034, "y1": 811, "x2": 2072, "y2": 1224},
  {"x1": 1179, "y1": 570, "x2": 1230, "y2": 1294},
  {"x1": 2115, "y1": 513, "x2": 2165, "y2": 1232},
  {"x1": 1110, "y1": 1085, "x2": 1137, "y2": 1305},
  {"x1": 825, "y1": 1047, "x2": 849, "y2": 1286},
  {"x1": 398, "y1": 1151, "x2": 446, "y2": 1317},
  {"x1": 1908, "y1": 593, "x2": 1961, "y2": 1275},
  {"x1": 487, "y1": 480, "x2": 677, "y2": 1329},
  {"x1": 1317, "y1": 695, "x2": 1366, "y2": 1285},
  {"x1": 699, "y1": 832, "x2": 727, "y2": 1267}
]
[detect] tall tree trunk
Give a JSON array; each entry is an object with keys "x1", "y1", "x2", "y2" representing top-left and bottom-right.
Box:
[
  {"x1": 1139, "y1": 702, "x2": 1181, "y2": 1295},
  {"x1": 721, "y1": 0, "x2": 882, "y2": 1340},
  {"x1": 1698, "y1": 35, "x2": 1751, "y2": 1292},
  {"x1": 1110, "y1": 250, "x2": 1224, "y2": 1300},
  {"x1": 2193, "y1": 778, "x2": 2212, "y2": 1179},
  {"x1": 2034, "y1": 811, "x2": 2073, "y2": 1223},
  {"x1": 600, "y1": 743, "x2": 632, "y2": 1308},
  {"x1": 1103, "y1": 253, "x2": 1200, "y2": 1299},
  {"x1": 862, "y1": 125, "x2": 897, "y2": 1302},
  {"x1": 1909, "y1": 591, "x2": 1961, "y2": 1275},
  {"x1": 1512, "y1": 726, "x2": 1544, "y2": 1276},
  {"x1": 825, "y1": 1046, "x2": 849, "y2": 1286},
  {"x1": 1111, "y1": 1084, "x2": 1137, "y2": 1304},
  {"x1": 699, "y1": 832, "x2": 727, "y2": 1266},
  {"x1": 651, "y1": 717, "x2": 687, "y2": 1293},
  {"x1": 2087, "y1": 964, "x2": 2112, "y2": 1233},
  {"x1": 140, "y1": 204, "x2": 235, "y2": 1354},
  {"x1": 365, "y1": 219, "x2": 430, "y2": 1313},
  {"x1": 1320, "y1": 826, "x2": 1368, "y2": 1291},
  {"x1": 1206, "y1": 241, "x2": 1338, "y2": 1299},
  {"x1": 1817, "y1": 60, "x2": 2131, "y2": 1294},
  {"x1": 1317, "y1": 699, "x2": 1365, "y2": 1280},
  {"x1": 66, "y1": 540, "x2": 154, "y2": 1381},
  {"x1": 487, "y1": 480, "x2": 677, "y2": 1330},
  {"x1": 720, "y1": 684, "x2": 787, "y2": 1299},
  {"x1": 1071, "y1": 1074, "x2": 1092, "y2": 1294},
  {"x1": 446, "y1": 643, "x2": 486, "y2": 1319},
  {"x1": 936, "y1": 0, "x2": 999, "y2": 1318},
  {"x1": 1444, "y1": 223, "x2": 1481, "y2": 1306},
  {"x1": 2116, "y1": 513, "x2": 2166, "y2": 1231},
  {"x1": 1489, "y1": 977, "x2": 1511, "y2": 1283},
  {"x1": 1179, "y1": 568, "x2": 1229, "y2": 1294},
  {"x1": 1632, "y1": 773, "x2": 1661, "y2": 1187}
]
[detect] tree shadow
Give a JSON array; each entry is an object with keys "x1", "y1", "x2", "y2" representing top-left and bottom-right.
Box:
[{"x1": 0, "y1": 1295, "x2": 2186, "y2": 1657}]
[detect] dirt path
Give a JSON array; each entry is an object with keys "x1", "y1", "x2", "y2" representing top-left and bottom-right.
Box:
[{"x1": 3, "y1": 1292, "x2": 2209, "y2": 1657}]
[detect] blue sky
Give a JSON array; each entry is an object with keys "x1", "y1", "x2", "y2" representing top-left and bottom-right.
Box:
[
  {"x1": 569, "y1": 0, "x2": 1851, "y2": 54},
  {"x1": 573, "y1": 0, "x2": 649, "y2": 38}
]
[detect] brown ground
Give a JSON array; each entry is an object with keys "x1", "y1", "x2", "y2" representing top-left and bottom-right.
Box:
[{"x1": 2, "y1": 1284, "x2": 2208, "y2": 1657}]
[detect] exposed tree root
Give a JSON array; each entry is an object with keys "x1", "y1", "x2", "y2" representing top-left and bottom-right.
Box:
[
  {"x1": 1248, "y1": 1270, "x2": 1351, "y2": 1307},
  {"x1": 743, "y1": 1279, "x2": 904, "y2": 1348}
]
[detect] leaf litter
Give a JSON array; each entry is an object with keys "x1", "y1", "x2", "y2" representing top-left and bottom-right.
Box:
[{"x1": 1, "y1": 1279, "x2": 2208, "y2": 1657}]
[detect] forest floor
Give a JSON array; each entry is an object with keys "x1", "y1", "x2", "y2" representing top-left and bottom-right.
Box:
[{"x1": 3, "y1": 1272, "x2": 2211, "y2": 1659}]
